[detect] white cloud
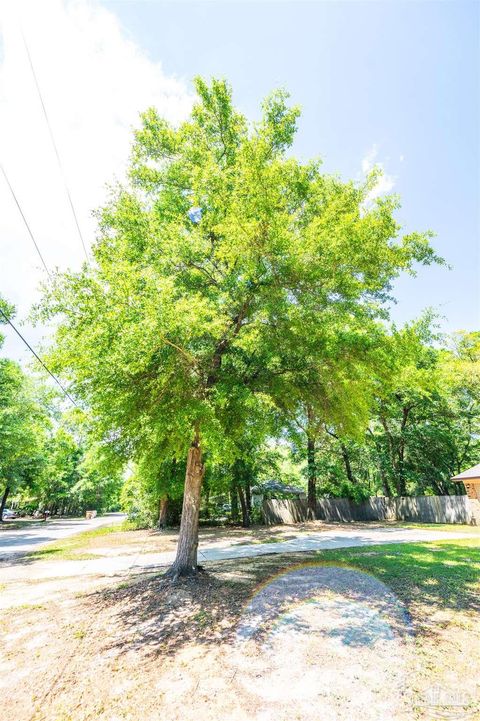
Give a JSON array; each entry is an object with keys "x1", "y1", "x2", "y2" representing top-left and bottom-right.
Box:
[
  {"x1": 361, "y1": 144, "x2": 378, "y2": 175},
  {"x1": 361, "y1": 144, "x2": 395, "y2": 204},
  {"x1": 0, "y1": 0, "x2": 193, "y2": 362}
]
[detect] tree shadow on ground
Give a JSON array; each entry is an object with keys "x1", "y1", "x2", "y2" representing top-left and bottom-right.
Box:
[
  {"x1": 84, "y1": 540, "x2": 478, "y2": 661},
  {"x1": 88, "y1": 555, "x2": 268, "y2": 659}
]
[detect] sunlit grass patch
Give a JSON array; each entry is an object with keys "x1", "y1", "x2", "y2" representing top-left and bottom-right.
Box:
[
  {"x1": 312, "y1": 536, "x2": 480, "y2": 612},
  {"x1": 26, "y1": 522, "x2": 137, "y2": 561}
]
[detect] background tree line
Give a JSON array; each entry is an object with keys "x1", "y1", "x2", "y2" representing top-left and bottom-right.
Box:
[
  {"x1": 0, "y1": 300, "x2": 122, "y2": 520},
  {"x1": 121, "y1": 324, "x2": 480, "y2": 529}
]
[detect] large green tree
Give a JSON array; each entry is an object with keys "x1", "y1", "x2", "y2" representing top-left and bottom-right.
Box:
[
  {"x1": 0, "y1": 299, "x2": 51, "y2": 519},
  {"x1": 39, "y1": 78, "x2": 439, "y2": 575}
]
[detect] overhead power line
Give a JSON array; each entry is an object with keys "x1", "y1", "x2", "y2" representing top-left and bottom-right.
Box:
[
  {"x1": 0, "y1": 307, "x2": 78, "y2": 408},
  {"x1": 1, "y1": 163, "x2": 51, "y2": 277},
  {"x1": 22, "y1": 31, "x2": 90, "y2": 264}
]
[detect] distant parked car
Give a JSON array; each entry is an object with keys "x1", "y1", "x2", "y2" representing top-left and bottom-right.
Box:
[{"x1": 3, "y1": 508, "x2": 17, "y2": 519}]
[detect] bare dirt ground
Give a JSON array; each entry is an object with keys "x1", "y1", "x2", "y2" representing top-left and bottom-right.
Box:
[
  {"x1": 1, "y1": 559, "x2": 406, "y2": 721},
  {"x1": 0, "y1": 539, "x2": 480, "y2": 721},
  {"x1": 0, "y1": 527, "x2": 478, "y2": 721}
]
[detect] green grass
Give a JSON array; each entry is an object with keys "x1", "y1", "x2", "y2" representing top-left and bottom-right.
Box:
[
  {"x1": 393, "y1": 521, "x2": 480, "y2": 533},
  {"x1": 232, "y1": 535, "x2": 287, "y2": 546},
  {"x1": 27, "y1": 522, "x2": 134, "y2": 561},
  {"x1": 0, "y1": 519, "x2": 47, "y2": 531},
  {"x1": 305, "y1": 537, "x2": 480, "y2": 695},
  {"x1": 192, "y1": 610, "x2": 212, "y2": 627},
  {"x1": 312, "y1": 536, "x2": 480, "y2": 611},
  {"x1": 257, "y1": 535, "x2": 290, "y2": 544}
]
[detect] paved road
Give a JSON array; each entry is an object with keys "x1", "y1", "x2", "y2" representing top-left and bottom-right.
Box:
[
  {"x1": 0, "y1": 513, "x2": 126, "y2": 559},
  {"x1": 0, "y1": 525, "x2": 475, "y2": 583}
]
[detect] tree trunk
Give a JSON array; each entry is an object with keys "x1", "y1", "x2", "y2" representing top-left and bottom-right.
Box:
[
  {"x1": 396, "y1": 467, "x2": 407, "y2": 496},
  {"x1": 397, "y1": 441, "x2": 406, "y2": 495},
  {"x1": 396, "y1": 440, "x2": 407, "y2": 496},
  {"x1": 379, "y1": 465, "x2": 393, "y2": 497},
  {"x1": 340, "y1": 443, "x2": 355, "y2": 484},
  {"x1": 0, "y1": 486, "x2": 10, "y2": 522},
  {"x1": 307, "y1": 435, "x2": 316, "y2": 519},
  {"x1": 166, "y1": 435, "x2": 205, "y2": 578},
  {"x1": 158, "y1": 496, "x2": 169, "y2": 529},
  {"x1": 245, "y1": 478, "x2": 252, "y2": 513},
  {"x1": 237, "y1": 485, "x2": 250, "y2": 528}
]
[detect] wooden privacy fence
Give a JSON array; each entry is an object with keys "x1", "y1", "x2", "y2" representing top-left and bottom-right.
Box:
[
  {"x1": 262, "y1": 498, "x2": 309, "y2": 525},
  {"x1": 262, "y1": 494, "x2": 473, "y2": 525}
]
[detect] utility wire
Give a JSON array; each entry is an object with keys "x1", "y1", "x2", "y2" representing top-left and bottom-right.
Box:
[
  {"x1": 0, "y1": 307, "x2": 78, "y2": 407},
  {"x1": 22, "y1": 31, "x2": 90, "y2": 263},
  {"x1": 1, "y1": 163, "x2": 51, "y2": 277}
]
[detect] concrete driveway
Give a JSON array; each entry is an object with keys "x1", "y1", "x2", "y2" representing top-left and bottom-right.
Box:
[
  {"x1": 0, "y1": 513, "x2": 126, "y2": 559},
  {"x1": 0, "y1": 524, "x2": 476, "y2": 585}
]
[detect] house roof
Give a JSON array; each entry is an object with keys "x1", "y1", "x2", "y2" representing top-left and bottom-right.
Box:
[
  {"x1": 451, "y1": 463, "x2": 480, "y2": 481},
  {"x1": 251, "y1": 481, "x2": 305, "y2": 496}
]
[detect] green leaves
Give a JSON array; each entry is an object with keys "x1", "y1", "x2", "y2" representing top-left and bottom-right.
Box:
[
  {"x1": 0, "y1": 358, "x2": 50, "y2": 494},
  {"x1": 259, "y1": 89, "x2": 300, "y2": 154},
  {"x1": 0, "y1": 295, "x2": 15, "y2": 350},
  {"x1": 38, "y1": 77, "x2": 441, "y2": 500}
]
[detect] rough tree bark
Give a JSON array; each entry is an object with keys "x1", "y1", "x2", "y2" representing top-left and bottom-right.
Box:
[
  {"x1": 340, "y1": 443, "x2": 356, "y2": 485},
  {"x1": 237, "y1": 485, "x2": 250, "y2": 528},
  {"x1": 379, "y1": 466, "x2": 393, "y2": 498},
  {"x1": 158, "y1": 496, "x2": 169, "y2": 529},
  {"x1": 166, "y1": 302, "x2": 249, "y2": 579},
  {"x1": 166, "y1": 433, "x2": 205, "y2": 578},
  {"x1": 327, "y1": 429, "x2": 356, "y2": 486},
  {"x1": 0, "y1": 486, "x2": 10, "y2": 522}
]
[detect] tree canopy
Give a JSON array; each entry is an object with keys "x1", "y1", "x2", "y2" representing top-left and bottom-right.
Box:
[{"x1": 39, "y1": 78, "x2": 441, "y2": 574}]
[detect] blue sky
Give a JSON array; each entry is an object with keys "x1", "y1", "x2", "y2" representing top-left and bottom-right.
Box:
[
  {"x1": 108, "y1": 0, "x2": 480, "y2": 333},
  {"x1": 0, "y1": 0, "x2": 478, "y2": 363}
]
